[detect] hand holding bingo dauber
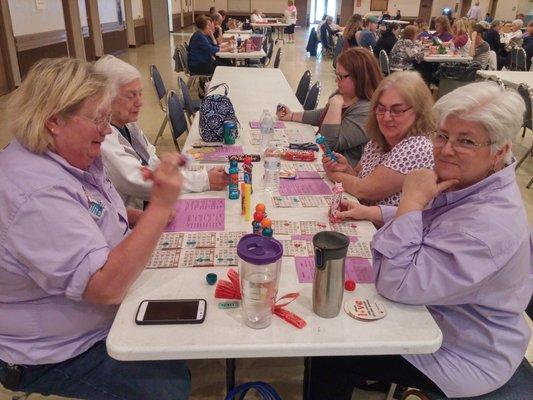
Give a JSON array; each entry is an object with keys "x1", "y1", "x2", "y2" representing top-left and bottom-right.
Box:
[{"x1": 316, "y1": 134, "x2": 338, "y2": 162}]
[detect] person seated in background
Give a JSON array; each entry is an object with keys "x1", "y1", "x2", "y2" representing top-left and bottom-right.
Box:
[
  {"x1": 469, "y1": 24, "x2": 490, "y2": 69},
  {"x1": 277, "y1": 48, "x2": 382, "y2": 166},
  {"x1": 378, "y1": 10, "x2": 391, "y2": 24},
  {"x1": 250, "y1": 9, "x2": 263, "y2": 23},
  {"x1": 320, "y1": 15, "x2": 340, "y2": 53},
  {"x1": 313, "y1": 82, "x2": 532, "y2": 400},
  {"x1": 433, "y1": 16, "x2": 454, "y2": 42},
  {"x1": 188, "y1": 15, "x2": 231, "y2": 75},
  {"x1": 0, "y1": 57, "x2": 191, "y2": 400},
  {"x1": 219, "y1": 9, "x2": 229, "y2": 32},
  {"x1": 321, "y1": 71, "x2": 434, "y2": 206},
  {"x1": 416, "y1": 21, "x2": 432, "y2": 39},
  {"x1": 358, "y1": 15, "x2": 379, "y2": 49},
  {"x1": 208, "y1": 6, "x2": 216, "y2": 14},
  {"x1": 448, "y1": 18, "x2": 471, "y2": 55},
  {"x1": 501, "y1": 19, "x2": 524, "y2": 50},
  {"x1": 211, "y1": 12, "x2": 233, "y2": 44},
  {"x1": 485, "y1": 13, "x2": 493, "y2": 23},
  {"x1": 342, "y1": 13, "x2": 363, "y2": 51},
  {"x1": 94, "y1": 55, "x2": 227, "y2": 210},
  {"x1": 523, "y1": 21, "x2": 533, "y2": 70},
  {"x1": 394, "y1": 10, "x2": 402, "y2": 20},
  {"x1": 373, "y1": 22, "x2": 400, "y2": 56},
  {"x1": 484, "y1": 19, "x2": 506, "y2": 69},
  {"x1": 389, "y1": 25, "x2": 425, "y2": 70}
]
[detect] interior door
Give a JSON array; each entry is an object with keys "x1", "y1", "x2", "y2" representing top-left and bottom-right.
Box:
[
  {"x1": 417, "y1": 0, "x2": 433, "y2": 24},
  {"x1": 460, "y1": 0, "x2": 472, "y2": 18},
  {"x1": 0, "y1": 47, "x2": 9, "y2": 95}
]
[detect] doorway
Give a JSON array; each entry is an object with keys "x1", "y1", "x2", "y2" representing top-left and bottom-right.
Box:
[
  {"x1": 418, "y1": 0, "x2": 433, "y2": 24},
  {"x1": 460, "y1": 0, "x2": 472, "y2": 18},
  {"x1": 309, "y1": 0, "x2": 337, "y2": 24}
]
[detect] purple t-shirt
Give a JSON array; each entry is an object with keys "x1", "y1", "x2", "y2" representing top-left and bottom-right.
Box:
[
  {"x1": 373, "y1": 163, "x2": 533, "y2": 397},
  {"x1": 0, "y1": 140, "x2": 129, "y2": 365}
]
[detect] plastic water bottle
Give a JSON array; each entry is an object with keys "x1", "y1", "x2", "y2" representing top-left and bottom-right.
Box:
[
  {"x1": 260, "y1": 109, "x2": 275, "y2": 153},
  {"x1": 263, "y1": 145, "x2": 281, "y2": 193}
]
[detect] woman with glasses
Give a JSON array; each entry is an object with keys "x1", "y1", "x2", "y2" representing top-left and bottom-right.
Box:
[
  {"x1": 94, "y1": 55, "x2": 227, "y2": 210},
  {"x1": 323, "y1": 71, "x2": 434, "y2": 206},
  {"x1": 0, "y1": 58, "x2": 190, "y2": 399},
  {"x1": 312, "y1": 82, "x2": 532, "y2": 399},
  {"x1": 276, "y1": 48, "x2": 382, "y2": 166}
]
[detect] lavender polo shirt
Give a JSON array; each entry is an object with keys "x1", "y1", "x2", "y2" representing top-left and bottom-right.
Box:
[
  {"x1": 0, "y1": 140, "x2": 129, "y2": 365},
  {"x1": 372, "y1": 163, "x2": 532, "y2": 398}
]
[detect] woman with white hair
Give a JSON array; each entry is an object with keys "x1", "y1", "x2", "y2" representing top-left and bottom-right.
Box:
[
  {"x1": 501, "y1": 19, "x2": 524, "y2": 50},
  {"x1": 94, "y1": 55, "x2": 227, "y2": 209},
  {"x1": 0, "y1": 58, "x2": 190, "y2": 399},
  {"x1": 311, "y1": 82, "x2": 532, "y2": 399}
]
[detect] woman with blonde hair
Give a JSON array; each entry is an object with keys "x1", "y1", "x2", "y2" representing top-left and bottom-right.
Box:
[
  {"x1": 322, "y1": 71, "x2": 434, "y2": 206},
  {"x1": 448, "y1": 18, "x2": 471, "y2": 54},
  {"x1": 0, "y1": 58, "x2": 190, "y2": 399}
]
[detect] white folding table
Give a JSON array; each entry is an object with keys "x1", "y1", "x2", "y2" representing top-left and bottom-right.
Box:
[{"x1": 107, "y1": 67, "x2": 443, "y2": 398}]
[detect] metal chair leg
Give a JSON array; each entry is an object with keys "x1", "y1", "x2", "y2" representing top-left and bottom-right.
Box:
[
  {"x1": 527, "y1": 176, "x2": 533, "y2": 189},
  {"x1": 516, "y1": 144, "x2": 533, "y2": 169},
  {"x1": 522, "y1": 126, "x2": 527, "y2": 138},
  {"x1": 225, "y1": 358, "x2": 236, "y2": 395},
  {"x1": 153, "y1": 116, "x2": 168, "y2": 146},
  {"x1": 386, "y1": 383, "x2": 397, "y2": 400}
]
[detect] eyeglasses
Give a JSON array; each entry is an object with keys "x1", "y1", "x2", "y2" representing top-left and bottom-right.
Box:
[
  {"x1": 335, "y1": 72, "x2": 350, "y2": 81},
  {"x1": 431, "y1": 131, "x2": 493, "y2": 152},
  {"x1": 77, "y1": 114, "x2": 112, "y2": 130},
  {"x1": 375, "y1": 105, "x2": 412, "y2": 117}
]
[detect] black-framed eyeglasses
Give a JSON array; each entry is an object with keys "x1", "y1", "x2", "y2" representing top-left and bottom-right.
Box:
[
  {"x1": 335, "y1": 72, "x2": 350, "y2": 81},
  {"x1": 374, "y1": 105, "x2": 413, "y2": 117}
]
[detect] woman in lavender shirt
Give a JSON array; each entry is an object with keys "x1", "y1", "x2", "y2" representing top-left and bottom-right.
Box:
[
  {"x1": 0, "y1": 58, "x2": 190, "y2": 399},
  {"x1": 311, "y1": 82, "x2": 532, "y2": 398}
]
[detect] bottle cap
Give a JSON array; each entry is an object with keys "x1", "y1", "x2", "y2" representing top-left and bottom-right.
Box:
[
  {"x1": 206, "y1": 273, "x2": 218, "y2": 285},
  {"x1": 256, "y1": 203, "x2": 266, "y2": 213},
  {"x1": 243, "y1": 155, "x2": 252, "y2": 164},
  {"x1": 261, "y1": 217, "x2": 272, "y2": 228},
  {"x1": 237, "y1": 234, "x2": 283, "y2": 265}
]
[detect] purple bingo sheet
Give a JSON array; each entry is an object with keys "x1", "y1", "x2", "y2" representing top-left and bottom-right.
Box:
[
  {"x1": 295, "y1": 257, "x2": 374, "y2": 284},
  {"x1": 202, "y1": 146, "x2": 243, "y2": 161},
  {"x1": 166, "y1": 198, "x2": 225, "y2": 232},
  {"x1": 279, "y1": 178, "x2": 332, "y2": 196}
]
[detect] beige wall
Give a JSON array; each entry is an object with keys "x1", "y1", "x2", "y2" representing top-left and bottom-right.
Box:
[
  {"x1": 132, "y1": 0, "x2": 144, "y2": 18},
  {"x1": 8, "y1": 0, "x2": 66, "y2": 36},
  {"x1": 196, "y1": 0, "x2": 294, "y2": 13},
  {"x1": 353, "y1": 0, "x2": 524, "y2": 20}
]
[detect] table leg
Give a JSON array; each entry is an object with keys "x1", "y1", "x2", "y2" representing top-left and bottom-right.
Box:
[
  {"x1": 303, "y1": 356, "x2": 311, "y2": 400},
  {"x1": 276, "y1": 27, "x2": 285, "y2": 44},
  {"x1": 226, "y1": 358, "x2": 236, "y2": 395}
]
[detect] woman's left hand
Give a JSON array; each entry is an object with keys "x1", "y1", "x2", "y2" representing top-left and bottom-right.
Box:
[{"x1": 400, "y1": 169, "x2": 458, "y2": 210}]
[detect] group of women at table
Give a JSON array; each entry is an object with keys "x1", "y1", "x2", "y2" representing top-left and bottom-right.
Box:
[{"x1": 0, "y1": 41, "x2": 531, "y2": 400}]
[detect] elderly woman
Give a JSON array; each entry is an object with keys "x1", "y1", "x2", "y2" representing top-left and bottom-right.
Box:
[
  {"x1": 501, "y1": 19, "x2": 524, "y2": 50},
  {"x1": 94, "y1": 55, "x2": 227, "y2": 210},
  {"x1": 312, "y1": 81, "x2": 532, "y2": 399},
  {"x1": 0, "y1": 58, "x2": 190, "y2": 399},
  {"x1": 433, "y1": 16, "x2": 454, "y2": 42},
  {"x1": 322, "y1": 71, "x2": 434, "y2": 206},
  {"x1": 319, "y1": 15, "x2": 340, "y2": 52},
  {"x1": 389, "y1": 25, "x2": 425, "y2": 70},
  {"x1": 277, "y1": 48, "x2": 382, "y2": 166}
]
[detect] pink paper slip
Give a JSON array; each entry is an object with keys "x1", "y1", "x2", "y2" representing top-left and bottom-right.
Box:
[
  {"x1": 279, "y1": 179, "x2": 332, "y2": 196},
  {"x1": 249, "y1": 121, "x2": 285, "y2": 129},
  {"x1": 166, "y1": 199, "x2": 225, "y2": 232},
  {"x1": 295, "y1": 257, "x2": 374, "y2": 283},
  {"x1": 202, "y1": 146, "x2": 243, "y2": 161}
]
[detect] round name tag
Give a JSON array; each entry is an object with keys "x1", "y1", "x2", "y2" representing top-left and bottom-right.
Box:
[{"x1": 344, "y1": 298, "x2": 387, "y2": 321}]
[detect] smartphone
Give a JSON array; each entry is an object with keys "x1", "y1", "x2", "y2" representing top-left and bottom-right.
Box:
[{"x1": 135, "y1": 299, "x2": 206, "y2": 325}]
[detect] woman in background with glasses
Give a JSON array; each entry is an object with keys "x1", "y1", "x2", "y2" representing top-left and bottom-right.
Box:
[
  {"x1": 323, "y1": 71, "x2": 434, "y2": 206},
  {"x1": 276, "y1": 48, "x2": 382, "y2": 166},
  {"x1": 312, "y1": 81, "x2": 532, "y2": 400}
]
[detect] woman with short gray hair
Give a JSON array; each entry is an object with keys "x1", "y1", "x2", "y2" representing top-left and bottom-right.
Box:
[
  {"x1": 95, "y1": 55, "x2": 227, "y2": 210},
  {"x1": 311, "y1": 81, "x2": 532, "y2": 399}
]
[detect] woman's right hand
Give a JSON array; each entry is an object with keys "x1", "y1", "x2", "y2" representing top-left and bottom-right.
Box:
[
  {"x1": 141, "y1": 154, "x2": 184, "y2": 209},
  {"x1": 334, "y1": 200, "x2": 370, "y2": 221},
  {"x1": 322, "y1": 152, "x2": 350, "y2": 173},
  {"x1": 276, "y1": 104, "x2": 292, "y2": 121}
]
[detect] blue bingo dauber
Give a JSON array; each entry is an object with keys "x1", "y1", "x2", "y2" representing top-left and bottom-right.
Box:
[{"x1": 316, "y1": 134, "x2": 338, "y2": 162}]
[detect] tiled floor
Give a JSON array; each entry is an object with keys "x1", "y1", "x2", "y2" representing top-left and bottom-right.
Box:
[{"x1": 0, "y1": 26, "x2": 532, "y2": 400}]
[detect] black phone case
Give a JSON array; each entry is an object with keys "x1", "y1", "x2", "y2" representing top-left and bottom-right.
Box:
[{"x1": 135, "y1": 299, "x2": 207, "y2": 325}]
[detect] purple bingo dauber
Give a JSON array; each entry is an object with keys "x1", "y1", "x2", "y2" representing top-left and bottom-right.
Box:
[{"x1": 316, "y1": 134, "x2": 338, "y2": 162}]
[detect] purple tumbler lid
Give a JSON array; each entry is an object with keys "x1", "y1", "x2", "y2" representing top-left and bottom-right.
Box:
[{"x1": 237, "y1": 234, "x2": 283, "y2": 265}]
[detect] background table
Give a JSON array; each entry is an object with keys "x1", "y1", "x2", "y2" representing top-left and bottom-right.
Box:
[
  {"x1": 225, "y1": 29, "x2": 252, "y2": 35},
  {"x1": 216, "y1": 50, "x2": 265, "y2": 60},
  {"x1": 252, "y1": 21, "x2": 290, "y2": 43},
  {"x1": 382, "y1": 19, "x2": 410, "y2": 25},
  {"x1": 107, "y1": 67, "x2": 442, "y2": 397},
  {"x1": 423, "y1": 54, "x2": 473, "y2": 63},
  {"x1": 477, "y1": 70, "x2": 533, "y2": 88}
]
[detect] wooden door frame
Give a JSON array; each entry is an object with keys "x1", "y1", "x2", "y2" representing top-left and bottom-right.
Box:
[
  {"x1": 143, "y1": 0, "x2": 155, "y2": 44},
  {"x1": 86, "y1": 0, "x2": 105, "y2": 58},
  {"x1": 62, "y1": 0, "x2": 87, "y2": 60},
  {"x1": 0, "y1": 0, "x2": 21, "y2": 89}
]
